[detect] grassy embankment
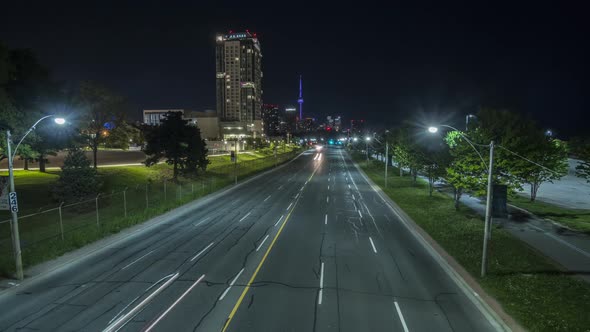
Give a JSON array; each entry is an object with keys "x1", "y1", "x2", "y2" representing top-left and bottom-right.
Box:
[
  {"x1": 0, "y1": 146, "x2": 301, "y2": 277},
  {"x1": 354, "y1": 153, "x2": 590, "y2": 332}
]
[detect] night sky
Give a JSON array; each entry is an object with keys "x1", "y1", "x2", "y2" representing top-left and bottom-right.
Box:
[{"x1": 1, "y1": 1, "x2": 588, "y2": 136}]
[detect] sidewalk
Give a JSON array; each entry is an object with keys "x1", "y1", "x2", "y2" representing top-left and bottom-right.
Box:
[
  {"x1": 372, "y1": 154, "x2": 590, "y2": 283},
  {"x1": 452, "y1": 190, "x2": 590, "y2": 283}
]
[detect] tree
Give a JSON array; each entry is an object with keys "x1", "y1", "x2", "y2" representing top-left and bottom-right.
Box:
[
  {"x1": 422, "y1": 145, "x2": 451, "y2": 196},
  {"x1": 444, "y1": 130, "x2": 488, "y2": 209},
  {"x1": 104, "y1": 121, "x2": 140, "y2": 150},
  {"x1": 512, "y1": 135, "x2": 568, "y2": 201},
  {"x1": 77, "y1": 81, "x2": 127, "y2": 168},
  {"x1": 52, "y1": 148, "x2": 101, "y2": 203},
  {"x1": 575, "y1": 143, "x2": 590, "y2": 183},
  {"x1": 391, "y1": 126, "x2": 423, "y2": 183},
  {"x1": 143, "y1": 112, "x2": 209, "y2": 179}
]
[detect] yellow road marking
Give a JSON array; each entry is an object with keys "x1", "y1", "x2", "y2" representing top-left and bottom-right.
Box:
[{"x1": 221, "y1": 167, "x2": 318, "y2": 332}]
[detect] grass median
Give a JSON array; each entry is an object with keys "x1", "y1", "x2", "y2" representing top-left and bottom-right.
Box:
[
  {"x1": 353, "y1": 154, "x2": 590, "y2": 332},
  {"x1": 0, "y1": 147, "x2": 301, "y2": 278}
]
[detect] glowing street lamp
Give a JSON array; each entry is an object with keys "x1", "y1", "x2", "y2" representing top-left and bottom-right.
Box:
[
  {"x1": 365, "y1": 137, "x2": 371, "y2": 161},
  {"x1": 4, "y1": 115, "x2": 66, "y2": 280},
  {"x1": 428, "y1": 124, "x2": 494, "y2": 277}
]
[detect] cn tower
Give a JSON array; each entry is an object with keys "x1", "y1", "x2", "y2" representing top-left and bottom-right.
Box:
[{"x1": 297, "y1": 75, "x2": 304, "y2": 120}]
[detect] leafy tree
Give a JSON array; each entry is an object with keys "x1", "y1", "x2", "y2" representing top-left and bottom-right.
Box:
[
  {"x1": 421, "y1": 144, "x2": 452, "y2": 196},
  {"x1": 77, "y1": 81, "x2": 127, "y2": 168},
  {"x1": 575, "y1": 143, "x2": 590, "y2": 183},
  {"x1": 444, "y1": 130, "x2": 488, "y2": 209},
  {"x1": 104, "y1": 121, "x2": 141, "y2": 150},
  {"x1": 391, "y1": 126, "x2": 423, "y2": 183},
  {"x1": 52, "y1": 148, "x2": 101, "y2": 203},
  {"x1": 511, "y1": 135, "x2": 568, "y2": 201},
  {"x1": 143, "y1": 112, "x2": 209, "y2": 179}
]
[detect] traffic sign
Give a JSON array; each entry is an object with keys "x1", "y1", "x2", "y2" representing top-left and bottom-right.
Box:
[{"x1": 9, "y1": 192, "x2": 18, "y2": 213}]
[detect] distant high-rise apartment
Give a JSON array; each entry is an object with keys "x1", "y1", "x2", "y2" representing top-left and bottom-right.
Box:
[
  {"x1": 262, "y1": 104, "x2": 281, "y2": 137},
  {"x1": 216, "y1": 31, "x2": 263, "y2": 138}
]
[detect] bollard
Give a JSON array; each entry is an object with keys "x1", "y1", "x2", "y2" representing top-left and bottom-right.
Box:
[
  {"x1": 58, "y1": 202, "x2": 65, "y2": 241},
  {"x1": 96, "y1": 194, "x2": 101, "y2": 227},
  {"x1": 145, "y1": 183, "x2": 149, "y2": 210},
  {"x1": 123, "y1": 187, "x2": 128, "y2": 218}
]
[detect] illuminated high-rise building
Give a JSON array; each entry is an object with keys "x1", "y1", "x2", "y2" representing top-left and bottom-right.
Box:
[
  {"x1": 216, "y1": 31, "x2": 263, "y2": 138},
  {"x1": 262, "y1": 104, "x2": 281, "y2": 137}
]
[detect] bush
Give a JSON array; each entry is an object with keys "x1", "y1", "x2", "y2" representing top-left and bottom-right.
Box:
[{"x1": 52, "y1": 148, "x2": 102, "y2": 203}]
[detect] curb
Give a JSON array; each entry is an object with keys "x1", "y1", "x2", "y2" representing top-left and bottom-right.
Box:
[
  {"x1": 0, "y1": 151, "x2": 305, "y2": 296},
  {"x1": 349, "y1": 157, "x2": 524, "y2": 332}
]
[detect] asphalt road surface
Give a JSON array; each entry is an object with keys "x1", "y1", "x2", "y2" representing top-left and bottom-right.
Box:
[{"x1": 0, "y1": 148, "x2": 500, "y2": 331}]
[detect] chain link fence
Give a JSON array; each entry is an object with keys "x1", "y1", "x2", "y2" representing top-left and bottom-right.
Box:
[{"x1": 0, "y1": 150, "x2": 300, "y2": 276}]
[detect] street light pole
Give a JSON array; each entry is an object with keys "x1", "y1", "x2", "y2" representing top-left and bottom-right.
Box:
[
  {"x1": 2, "y1": 115, "x2": 65, "y2": 280},
  {"x1": 5, "y1": 130, "x2": 23, "y2": 280},
  {"x1": 481, "y1": 140, "x2": 495, "y2": 277}
]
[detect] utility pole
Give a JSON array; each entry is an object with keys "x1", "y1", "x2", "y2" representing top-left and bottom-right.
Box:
[
  {"x1": 481, "y1": 140, "x2": 495, "y2": 277},
  {"x1": 6, "y1": 130, "x2": 24, "y2": 280}
]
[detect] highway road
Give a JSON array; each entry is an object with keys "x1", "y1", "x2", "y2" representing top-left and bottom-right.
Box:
[{"x1": 0, "y1": 148, "x2": 501, "y2": 331}]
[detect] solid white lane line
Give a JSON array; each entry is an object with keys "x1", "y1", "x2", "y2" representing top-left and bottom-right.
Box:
[
  {"x1": 190, "y1": 242, "x2": 215, "y2": 261},
  {"x1": 318, "y1": 153, "x2": 322, "y2": 160},
  {"x1": 274, "y1": 215, "x2": 284, "y2": 227},
  {"x1": 300, "y1": 186, "x2": 305, "y2": 191},
  {"x1": 394, "y1": 301, "x2": 410, "y2": 332},
  {"x1": 287, "y1": 202, "x2": 293, "y2": 210},
  {"x1": 295, "y1": 193, "x2": 299, "y2": 199},
  {"x1": 104, "y1": 273, "x2": 179, "y2": 332},
  {"x1": 144, "y1": 274, "x2": 206, "y2": 332},
  {"x1": 122, "y1": 250, "x2": 156, "y2": 270},
  {"x1": 318, "y1": 262, "x2": 325, "y2": 305},
  {"x1": 219, "y1": 268, "x2": 245, "y2": 300},
  {"x1": 239, "y1": 211, "x2": 252, "y2": 222},
  {"x1": 264, "y1": 195, "x2": 271, "y2": 202},
  {"x1": 256, "y1": 235, "x2": 270, "y2": 251},
  {"x1": 194, "y1": 216, "x2": 211, "y2": 227},
  {"x1": 369, "y1": 237, "x2": 378, "y2": 253},
  {"x1": 325, "y1": 214, "x2": 328, "y2": 225},
  {"x1": 358, "y1": 210, "x2": 363, "y2": 218}
]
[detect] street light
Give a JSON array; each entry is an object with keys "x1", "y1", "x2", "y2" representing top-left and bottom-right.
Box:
[
  {"x1": 365, "y1": 137, "x2": 371, "y2": 161},
  {"x1": 5, "y1": 114, "x2": 66, "y2": 280},
  {"x1": 465, "y1": 114, "x2": 476, "y2": 130},
  {"x1": 372, "y1": 131, "x2": 390, "y2": 187},
  {"x1": 428, "y1": 124, "x2": 494, "y2": 278}
]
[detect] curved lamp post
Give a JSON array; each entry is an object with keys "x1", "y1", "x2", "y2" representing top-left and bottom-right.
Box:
[
  {"x1": 5, "y1": 115, "x2": 65, "y2": 280},
  {"x1": 428, "y1": 124, "x2": 495, "y2": 277}
]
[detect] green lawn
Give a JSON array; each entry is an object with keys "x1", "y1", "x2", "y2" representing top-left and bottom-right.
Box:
[
  {"x1": 509, "y1": 196, "x2": 590, "y2": 234},
  {"x1": 354, "y1": 153, "x2": 590, "y2": 332},
  {"x1": 0, "y1": 147, "x2": 301, "y2": 277}
]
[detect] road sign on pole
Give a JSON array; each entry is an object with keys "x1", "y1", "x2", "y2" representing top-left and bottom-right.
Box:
[{"x1": 8, "y1": 192, "x2": 18, "y2": 213}]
